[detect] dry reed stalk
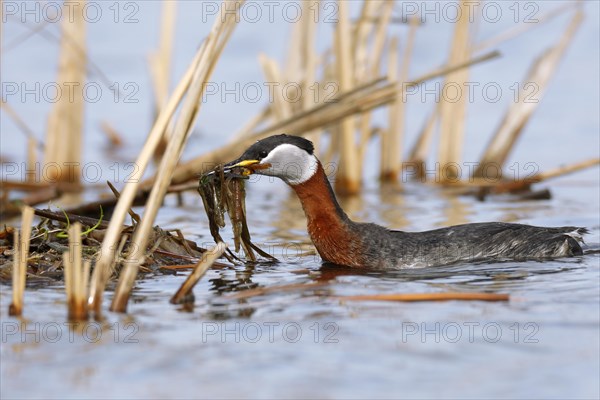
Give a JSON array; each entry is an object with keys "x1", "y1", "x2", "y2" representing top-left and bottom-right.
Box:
[
  {"x1": 1, "y1": 181, "x2": 51, "y2": 192},
  {"x1": 148, "y1": 0, "x2": 177, "y2": 162},
  {"x1": 284, "y1": 7, "x2": 302, "y2": 85},
  {"x1": 149, "y1": 0, "x2": 176, "y2": 113},
  {"x1": 406, "y1": 103, "x2": 440, "y2": 177},
  {"x1": 406, "y1": 51, "x2": 502, "y2": 174},
  {"x1": 474, "y1": 2, "x2": 577, "y2": 52},
  {"x1": 9, "y1": 206, "x2": 34, "y2": 316},
  {"x1": 43, "y1": 0, "x2": 86, "y2": 186},
  {"x1": 352, "y1": 1, "x2": 378, "y2": 83},
  {"x1": 88, "y1": 46, "x2": 205, "y2": 315},
  {"x1": 368, "y1": 1, "x2": 394, "y2": 79},
  {"x1": 26, "y1": 138, "x2": 37, "y2": 183},
  {"x1": 0, "y1": 101, "x2": 41, "y2": 146},
  {"x1": 339, "y1": 292, "x2": 509, "y2": 302},
  {"x1": 429, "y1": 158, "x2": 599, "y2": 197},
  {"x1": 106, "y1": 181, "x2": 141, "y2": 224},
  {"x1": 334, "y1": 0, "x2": 360, "y2": 195},
  {"x1": 485, "y1": 157, "x2": 600, "y2": 194},
  {"x1": 379, "y1": 36, "x2": 399, "y2": 179},
  {"x1": 160, "y1": 264, "x2": 198, "y2": 270},
  {"x1": 1, "y1": 189, "x2": 57, "y2": 220},
  {"x1": 170, "y1": 242, "x2": 226, "y2": 304},
  {"x1": 350, "y1": 1, "x2": 381, "y2": 170},
  {"x1": 9, "y1": 231, "x2": 22, "y2": 316},
  {"x1": 258, "y1": 54, "x2": 290, "y2": 121},
  {"x1": 227, "y1": 107, "x2": 271, "y2": 143},
  {"x1": 224, "y1": 282, "x2": 329, "y2": 300},
  {"x1": 473, "y1": 10, "x2": 584, "y2": 179},
  {"x1": 438, "y1": 0, "x2": 472, "y2": 181},
  {"x1": 100, "y1": 121, "x2": 124, "y2": 148},
  {"x1": 300, "y1": 0, "x2": 320, "y2": 145},
  {"x1": 63, "y1": 223, "x2": 88, "y2": 320},
  {"x1": 536, "y1": 158, "x2": 599, "y2": 181},
  {"x1": 110, "y1": 1, "x2": 243, "y2": 313},
  {"x1": 156, "y1": 51, "x2": 500, "y2": 187},
  {"x1": 357, "y1": 2, "x2": 394, "y2": 173},
  {"x1": 381, "y1": 16, "x2": 419, "y2": 181}
]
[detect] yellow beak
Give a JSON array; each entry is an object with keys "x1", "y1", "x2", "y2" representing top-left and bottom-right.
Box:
[
  {"x1": 232, "y1": 159, "x2": 260, "y2": 168},
  {"x1": 229, "y1": 159, "x2": 260, "y2": 176}
]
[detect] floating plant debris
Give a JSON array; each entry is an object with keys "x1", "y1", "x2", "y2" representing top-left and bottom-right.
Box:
[
  {"x1": 198, "y1": 164, "x2": 276, "y2": 263},
  {"x1": 0, "y1": 208, "x2": 211, "y2": 288}
]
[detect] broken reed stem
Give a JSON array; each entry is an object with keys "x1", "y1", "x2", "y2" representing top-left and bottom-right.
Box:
[
  {"x1": 170, "y1": 242, "x2": 226, "y2": 304},
  {"x1": 88, "y1": 42, "x2": 206, "y2": 315},
  {"x1": 110, "y1": 1, "x2": 243, "y2": 313},
  {"x1": 424, "y1": 157, "x2": 600, "y2": 193},
  {"x1": 9, "y1": 206, "x2": 34, "y2": 317},
  {"x1": 157, "y1": 51, "x2": 500, "y2": 187},
  {"x1": 9, "y1": 231, "x2": 21, "y2": 316},
  {"x1": 64, "y1": 222, "x2": 88, "y2": 320},
  {"x1": 474, "y1": 10, "x2": 584, "y2": 179},
  {"x1": 536, "y1": 158, "x2": 600, "y2": 181},
  {"x1": 339, "y1": 292, "x2": 509, "y2": 302}
]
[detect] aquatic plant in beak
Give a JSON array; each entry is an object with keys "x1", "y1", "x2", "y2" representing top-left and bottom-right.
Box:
[{"x1": 198, "y1": 164, "x2": 276, "y2": 263}]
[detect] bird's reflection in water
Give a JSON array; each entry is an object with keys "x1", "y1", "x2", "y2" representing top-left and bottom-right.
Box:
[
  {"x1": 194, "y1": 246, "x2": 585, "y2": 319},
  {"x1": 313, "y1": 262, "x2": 381, "y2": 282}
]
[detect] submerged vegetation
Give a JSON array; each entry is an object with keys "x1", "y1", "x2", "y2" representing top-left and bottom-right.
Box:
[{"x1": 1, "y1": 0, "x2": 598, "y2": 319}]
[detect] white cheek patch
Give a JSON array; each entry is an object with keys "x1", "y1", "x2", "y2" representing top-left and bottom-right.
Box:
[{"x1": 259, "y1": 143, "x2": 318, "y2": 185}]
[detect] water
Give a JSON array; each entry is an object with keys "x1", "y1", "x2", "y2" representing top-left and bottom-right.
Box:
[
  {"x1": 2, "y1": 178, "x2": 599, "y2": 399},
  {"x1": 1, "y1": 1, "x2": 599, "y2": 398}
]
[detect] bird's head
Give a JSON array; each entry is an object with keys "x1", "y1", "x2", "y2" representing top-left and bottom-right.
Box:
[{"x1": 225, "y1": 134, "x2": 318, "y2": 185}]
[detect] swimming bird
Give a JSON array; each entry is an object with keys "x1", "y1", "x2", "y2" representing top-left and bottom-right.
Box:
[{"x1": 224, "y1": 134, "x2": 587, "y2": 269}]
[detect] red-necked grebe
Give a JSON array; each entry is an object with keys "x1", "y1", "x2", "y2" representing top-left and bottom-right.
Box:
[{"x1": 224, "y1": 134, "x2": 587, "y2": 269}]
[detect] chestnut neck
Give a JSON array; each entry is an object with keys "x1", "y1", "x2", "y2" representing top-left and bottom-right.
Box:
[
  {"x1": 290, "y1": 162, "x2": 363, "y2": 266},
  {"x1": 289, "y1": 161, "x2": 348, "y2": 226}
]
